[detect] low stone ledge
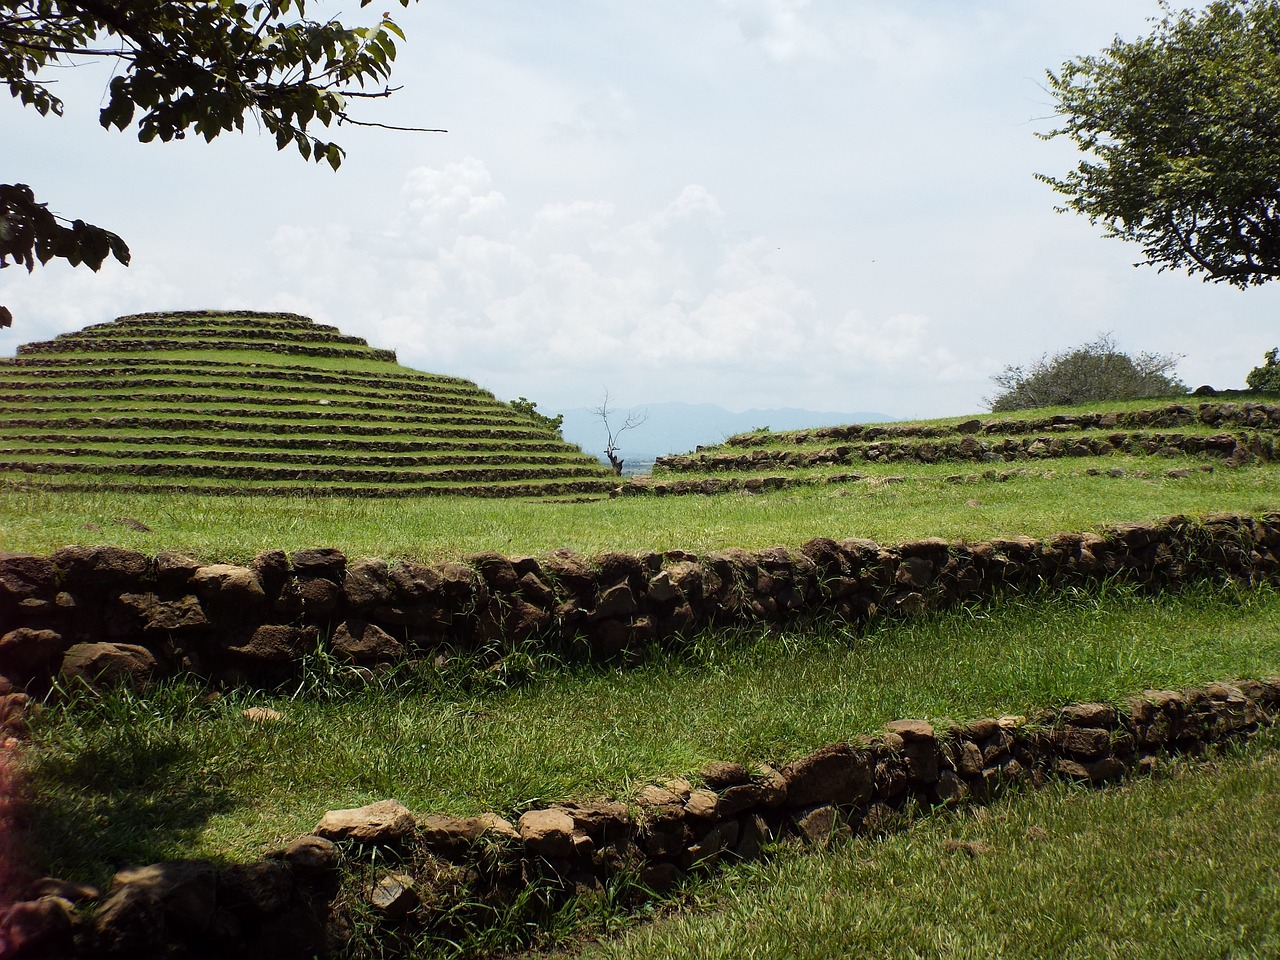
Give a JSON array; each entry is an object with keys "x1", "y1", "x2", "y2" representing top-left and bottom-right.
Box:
[
  {"x1": 5, "y1": 675, "x2": 1275, "y2": 958},
  {"x1": 4, "y1": 514, "x2": 1278, "y2": 697}
]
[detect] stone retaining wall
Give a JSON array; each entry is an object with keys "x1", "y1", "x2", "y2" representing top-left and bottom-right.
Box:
[
  {"x1": 0, "y1": 394, "x2": 519, "y2": 415},
  {"x1": 0, "y1": 478, "x2": 618, "y2": 499},
  {"x1": 0, "y1": 462, "x2": 609, "y2": 484},
  {"x1": 0, "y1": 450, "x2": 591, "y2": 469},
  {"x1": 2, "y1": 514, "x2": 1278, "y2": 696},
  {"x1": 2, "y1": 418, "x2": 547, "y2": 440},
  {"x1": 110, "y1": 316, "x2": 322, "y2": 330},
  {"x1": 3, "y1": 436, "x2": 568, "y2": 454},
  {"x1": 716, "y1": 401, "x2": 1280, "y2": 448},
  {"x1": 54, "y1": 328, "x2": 373, "y2": 348},
  {"x1": 17, "y1": 340, "x2": 398, "y2": 364},
  {"x1": 656, "y1": 429, "x2": 1276, "y2": 474},
  {"x1": 1, "y1": 389, "x2": 502, "y2": 412},
  {"x1": 4, "y1": 358, "x2": 475, "y2": 392},
  {"x1": 2, "y1": 677, "x2": 1276, "y2": 958}
]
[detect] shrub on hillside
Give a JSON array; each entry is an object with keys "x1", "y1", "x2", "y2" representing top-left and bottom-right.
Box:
[
  {"x1": 987, "y1": 334, "x2": 1186, "y2": 412},
  {"x1": 1246, "y1": 348, "x2": 1280, "y2": 392},
  {"x1": 510, "y1": 396, "x2": 565, "y2": 439}
]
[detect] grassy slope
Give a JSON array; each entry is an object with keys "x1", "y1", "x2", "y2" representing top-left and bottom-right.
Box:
[
  {"x1": 2, "y1": 458, "x2": 1276, "y2": 561},
  {"x1": 569, "y1": 737, "x2": 1280, "y2": 960},
  {"x1": 22, "y1": 583, "x2": 1280, "y2": 885},
  {"x1": 9, "y1": 392, "x2": 1280, "y2": 957}
]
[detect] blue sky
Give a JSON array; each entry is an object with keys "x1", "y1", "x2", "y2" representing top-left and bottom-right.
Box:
[{"x1": 4, "y1": 1, "x2": 1277, "y2": 418}]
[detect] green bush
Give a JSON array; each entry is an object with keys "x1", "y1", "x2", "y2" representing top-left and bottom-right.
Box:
[
  {"x1": 1246, "y1": 347, "x2": 1280, "y2": 392},
  {"x1": 987, "y1": 334, "x2": 1186, "y2": 412},
  {"x1": 509, "y1": 396, "x2": 565, "y2": 439}
]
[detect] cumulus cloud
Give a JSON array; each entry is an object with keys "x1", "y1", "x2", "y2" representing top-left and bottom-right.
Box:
[
  {"x1": 347, "y1": 159, "x2": 951, "y2": 408},
  {"x1": 0, "y1": 260, "x2": 182, "y2": 355},
  {"x1": 402, "y1": 158, "x2": 507, "y2": 236},
  {"x1": 820, "y1": 311, "x2": 932, "y2": 367}
]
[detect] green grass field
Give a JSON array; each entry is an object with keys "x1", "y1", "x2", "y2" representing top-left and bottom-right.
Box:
[
  {"x1": 22, "y1": 583, "x2": 1280, "y2": 889},
  {"x1": 567, "y1": 734, "x2": 1280, "y2": 960},
  {"x1": 5, "y1": 316, "x2": 1280, "y2": 958},
  {"x1": 3, "y1": 456, "x2": 1276, "y2": 561}
]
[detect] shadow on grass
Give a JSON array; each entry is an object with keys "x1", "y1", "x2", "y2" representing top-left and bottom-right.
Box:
[{"x1": 20, "y1": 686, "x2": 242, "y2": 888}]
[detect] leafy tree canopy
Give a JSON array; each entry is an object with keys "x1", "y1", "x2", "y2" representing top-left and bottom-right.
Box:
[
  {"x1": 1247, "y1": 347, "x2": 1280, "y2": 392},
  {"x1": 987, "y1": 334, "x2": 1186, "y2": 412},
  {"x1": 0, "y1": 0, "x2": 436, "y2": 328},
  {"x1": 1039, "y1": 0, "x2": 1280, "y2": 288},
  {"x1": 509, "y1": 396, "x2": 565, "y2": 439}
]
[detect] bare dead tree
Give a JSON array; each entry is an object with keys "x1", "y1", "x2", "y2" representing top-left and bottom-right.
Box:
[{"x1": 593, "y1": 390, "x2": 648, "y2": 476}]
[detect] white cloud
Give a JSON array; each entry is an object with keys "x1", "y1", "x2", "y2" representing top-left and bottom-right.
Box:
[
  {"x1": 402, "y1": 158, "x2": 507, "y2": 235},
  {"x1": 719, "y1": 0, "x2": 835, "y2": 64},
  {"x1": 311, "y1": 159, "x2": 959, "y2": 410},
  {"x1": 0, "y1": 260, "x2": 181, "y2": 354},
  {"x1": 820, "y1": 311, "x2": 932, "y2": 367}
]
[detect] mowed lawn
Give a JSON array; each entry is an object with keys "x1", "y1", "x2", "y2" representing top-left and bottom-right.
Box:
[{"x1": 2, "y1": 455, "x2": 1278, "y2": 561}]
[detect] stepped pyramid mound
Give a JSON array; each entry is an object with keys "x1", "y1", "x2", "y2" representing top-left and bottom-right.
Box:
[{"x1": 1, "y1": 310, "x2": 616, "y2": 498}]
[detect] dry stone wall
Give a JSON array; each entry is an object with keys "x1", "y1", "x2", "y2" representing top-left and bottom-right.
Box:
[
  {"x1": 0, "y1": 481, "x2": 612, "y2": 500},
  {"x1": 0, "y1": 462, "x2": 609, "y2": 484},
  {"x1": 2, "y1": 677, "x2": 1276, "y2": 959},
  {"x1": 725, "y1": 401, "x2": 1280, "y2": 446},
  {"x1": 4, "y1": 436, "x2": 566, "y2": 454},
  {"x1": 17, "y1": 339, "x2": 399, "y2": 363},
  {"x1": 656, "y1": 429, "x2": 1276, "y2": 473},
  {"x1": 3, "y1": 515, "x2": 1280, "y2": 957},
  {"x1": 6, "y1": 358, "x2": 475, "y2": 392},
  {"x1": 5, "y1": 420, "x2": 555, "y2": 441},
  {"x1": 2, "y1": 513, "x2": 1279, "y2": 695}
]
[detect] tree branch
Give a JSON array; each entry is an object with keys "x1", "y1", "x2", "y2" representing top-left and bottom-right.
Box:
[{"x1": 335, "y1": 114, "x2": 446, "y2": 133}]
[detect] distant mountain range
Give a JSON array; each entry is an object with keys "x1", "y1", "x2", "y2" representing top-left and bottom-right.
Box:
[{"x1": 552, "y1": 401, "x2": 893, "y2": 470}]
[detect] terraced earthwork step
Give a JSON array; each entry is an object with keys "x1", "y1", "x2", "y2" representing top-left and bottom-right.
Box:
[{"x1": 651, "y1": 402, "x2": 1280, "y2": 480}]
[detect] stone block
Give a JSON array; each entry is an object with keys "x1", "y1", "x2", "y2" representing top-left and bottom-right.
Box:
[
  {"x1": 518, "y1": 809, "x2": 578, "y2": 859},
  {"x1": 112, "y1": 860, "x2": 217, "y2": 937},
  {"x1": 314, "y1": 799, "x2": 415, "y2": 843},
  {"x1": 60, "y1": 642, "x2": 158, "y2": 689},
  {"x1": 781, "y1": 743, "x2": 873, "y2": 807}
]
